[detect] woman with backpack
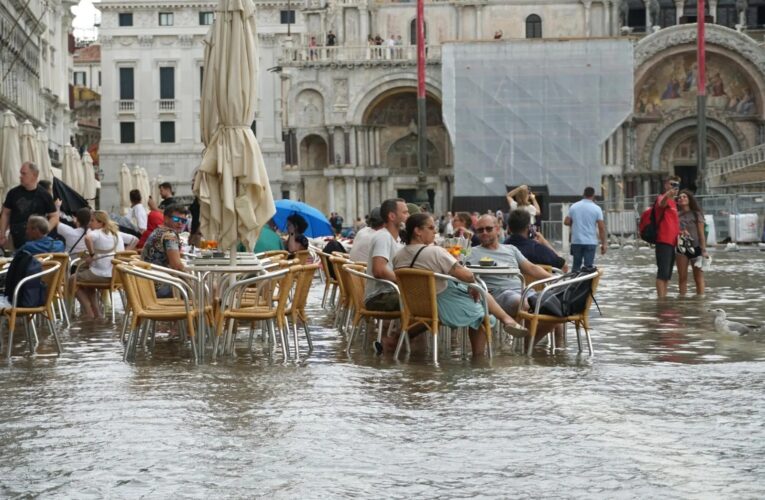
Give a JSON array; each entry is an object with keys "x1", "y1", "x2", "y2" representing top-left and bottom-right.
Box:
[
  {"x1": 676, "y1": 190, "x2": 708, "y2": 296},
  {"x1": 72, "y1": 210, "x2": 124, "y2": 319}
]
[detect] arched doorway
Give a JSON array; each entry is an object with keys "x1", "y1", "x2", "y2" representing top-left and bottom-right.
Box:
[
  {"x1": 299, "y1": 134, "x2": 329, "y2": 213},
  {"x1": 659, "y1": 127, "x2": 732, "y2": 191}
]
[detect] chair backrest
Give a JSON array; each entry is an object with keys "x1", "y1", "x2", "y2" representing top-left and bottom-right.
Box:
[
  {"x1": 314, "y1": 250, "x2": 336, "y2": 282},
  {"x1": 116, "y1": 264, "x2": 143, "y2": 316},
  {"x1": 343, "y1": 264, "x2": 367, "y2": 311},
  {"x1": 290, "y1": 263, "x2": 319, "y2": 317},
  {"x1": 394, "y1": 268, "x2": 438, "y2": 329},
  {"x1": 582, "y1": 270, "x2": 602, "y2": 317},
  {"x1": 38, "y1": 253, "x2": 70, "y2": 293},
  {"x1": 274, "y1": 265, "x2": 299, "y2": 314},
  {"x1": 40, "y1": 261, "x2": 63, "y2": 310},
  {"x1": 329, "y1": 256, "x2": 351, "y2": 305},
  {"x1": 523, "y1": 264, "x2": 552, "y2": 292},
  {"x1": 116, "y1": 250, "x2": 138, "y2": 258},
  {"x1": 293, "y1": 249, "x2": 311, "y2": 265}
]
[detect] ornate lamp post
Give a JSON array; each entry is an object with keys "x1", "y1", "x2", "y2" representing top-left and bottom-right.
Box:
[{"x1": 697, "y1": 0, "x2": 707, "y2": 192}]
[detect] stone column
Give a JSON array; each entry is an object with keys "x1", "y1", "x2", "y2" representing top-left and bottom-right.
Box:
[
  {"x1": 367, "y1": 128, "x2": 375, "y2": 166},
  {"x1": 379, "y1": 177, "x2": 387, "y2": 203},
  {"x1": 345, "y1": 177, "x2": 356, "y2": 220},
  {"x1": 674, "y1": 0, "x2": 685, "y2": 23},
  {"x1": 476, "y1": 6, "x2": 482, "y2": 39},
  {"x1": 709, "y1": 0, "x2": 718, "y2": 23},
  {"x1": 327, "y1": 176, "x2": 336, "y2": 212},
  {"x1": 333, "y1": 127, "x2": 345, "y2": 166},
  {"x1": 358, "y1": 177, "x2": 368, "y2": 216},
  {"x1": 643, "y1": 0, "x2": 652, "y2": 32},
  {"x1": 455, "y1": 6, "x2": 461, "y2": 40},
  {"x1": 582, "y1": 0, "x2": 593, "y2": 37},
  {"x1": 357, "y1": 127, "x2": 367, "y2": 166},
  {"x1": 359, "y1": 8, "x2": 369, "y2": 42},
  {"x1": 603, "y1": 1, "x2": 611, "y2": 36}
]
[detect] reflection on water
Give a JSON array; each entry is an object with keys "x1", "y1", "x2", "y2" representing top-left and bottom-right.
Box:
[{"x1": 1, "y1": 250, "x2": 764, "y2": 497}]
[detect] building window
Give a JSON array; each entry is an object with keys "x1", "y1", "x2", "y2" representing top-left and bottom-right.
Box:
[
  {"x1": 525, "y1": 14, "x2": 542, "y2": 38},
  {"x1": 628, "y1": 8, "x2": 646, "y2": 32},
  {"x1": 409, "y1": 19, "x2": 428, "y2": 45},
  {"x1": 199, "y1": 66, "x2": 204, "y2": 93},
  {"x1": 160, "y1": 121, "x2": 175, "y2": 143},
  {"x1": 120, "y1": 122, "x2": 135, "y2": 144},
  {"x1": 118, "y1": 13, "x2": 133, "y2": 27},
  {"x1": 119, "y1": 67, "x2": 134, "y2": 100},
  {"x1": 159, "y1": 67, "x2": 175, "y2": 99},
  {"x1": 199, "y1": 12, "x2": 214, "y2": 25},
  {"x1": 73, "y1": 71, "x2": 86, "y2": 86},
  {"x1": 280, "y1": 10, "x2": 295, "y2": 24},
  {"x1": 159, "y1": 12, "x2": 174, "y2": 26},
  {"x1": 98, "y1": 71, "x2": 101, "y2": 86}
]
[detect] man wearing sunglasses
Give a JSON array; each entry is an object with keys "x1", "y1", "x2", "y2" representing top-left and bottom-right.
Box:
[
  {"x1": 654, "y1": 175, "x2": 681, "y2": 298},
  {"x1": 141, "y1": 204, "x2": 189, "y2": 297}
]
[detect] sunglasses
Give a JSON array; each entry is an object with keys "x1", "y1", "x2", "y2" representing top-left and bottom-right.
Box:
[
  {"x1": 171, "y1": 215, "x2": 188, "y2": 224},
  {"x1": 475, "y1": 226, "x2": 494, "y2": 233}
]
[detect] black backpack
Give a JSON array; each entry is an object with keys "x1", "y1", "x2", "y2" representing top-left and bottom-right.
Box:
[
  {"x1": 4, "y1": 250, "x2": 46, "y2": 308},
  {"x1": 528, "y1": 267, "x2": 600, "y2": 317}
]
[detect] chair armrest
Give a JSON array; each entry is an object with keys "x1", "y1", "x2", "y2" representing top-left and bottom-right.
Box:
[
  {"x1": 128, "y1": 267, "x2": 194, "y2": 313},
  {"x1": 345, "y1": 267, "x2": 403, "y2": 312},
  {"x1": 522, "y1": 270, "x2": 599, "y2": 315},
  {"x1": 434, "y1": 272, "x2": 490, "y2": 317},
  {"x1": 10, "y1": 262, "x2": 60, "y2": 308},
  {"x1": 220, "y1": 268, "x2": 289, "y2": 310}
]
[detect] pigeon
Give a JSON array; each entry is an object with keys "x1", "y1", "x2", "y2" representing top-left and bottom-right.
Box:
[{"x1": 709, "y1": 308, "x2": 761, "y2": 336}]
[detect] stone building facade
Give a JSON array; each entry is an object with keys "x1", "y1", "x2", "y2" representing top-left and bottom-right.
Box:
[
  {"x1": 0, "y1": 0, "x2": 77, "y2": 166},
  {"x1": 94, "y1": 0, "x2": 765, "y2": 218}
]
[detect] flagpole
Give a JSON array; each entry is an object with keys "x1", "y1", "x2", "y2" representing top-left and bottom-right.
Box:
[
  {"x1": 697, "y1": 0, "x2": 707, "y2": 193},
  {"x1": 415, "y1": 0, "x2": 428, "y2": 206}
]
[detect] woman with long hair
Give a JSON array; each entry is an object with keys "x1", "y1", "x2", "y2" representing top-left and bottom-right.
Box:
[
  {"x1": 506, "y1": 184, "x2": 541, "y2": 225},
  {"x1": 391, "y1": 213, "x2": 527, "y2": 357},
  {"x1": 676, "y1": 190, "x2": 708, "y2": 295},
  {"x1": 73, "y1": 210, "x2": 125, "y2": 318},
  {"x1": 286, "y1": 213, "x2": 309, "y2": 254}
]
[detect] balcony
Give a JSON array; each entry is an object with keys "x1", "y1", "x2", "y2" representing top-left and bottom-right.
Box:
[
  {"x1": 280, "y1": 44, "x2": 441, "y2": 67},
  {"x1": 158, "y1": 99, "x2": 176, "y2": 113},
  {"x1": 118, "y1": 99, "x2": 136, "y2": 113}
]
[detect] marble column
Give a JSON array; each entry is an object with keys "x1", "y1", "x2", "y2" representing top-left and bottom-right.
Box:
[
  {"x1": 709, "y1": 0, "x2": 718, "y2": 23},
  {"x1": 327, "y1": 176, "x2": 335, "y2": 212},
  {"x1": 358, "y1": 177, "x2": 369, "y2": 216},
  {"x1": 376, "y1": 128, "x2": 383, "y2": 165},
  {"x1": 359, "y1": 8, "x2": 369, "y2": 42},
  {"x1": 582, "y1": 0, "x2": 593, "y2": 37},
  {"x1": 674, "y1": 0, "x2": 685, "y2": 23},
  {"x1": 475, "y1": 6, "x2": 482, "y2": 39},
  {"x1": 350, "y1": 127, "x2": 359, "y2": 165},
  {"x1": 603, "y1": 1, "x2": 611, "y2": 36},
  {"x1": 643, "y1": 0, "x2": 652, "y2": 32},
  {"x1": 345, "y1": 177, "x2": 356, "y2": 219},
  {"x1": 333, "y1": 127, "x2": 345, "y2": 166},
  {"x1": 379, "y1": 177, "x2": 386, "y2": 204},
  {"x1": 357, "y1": 127, "x2": 367, "y2": 166},
  {"x1": 455, "y1": 6, "x2": 461, "y2": 40}
]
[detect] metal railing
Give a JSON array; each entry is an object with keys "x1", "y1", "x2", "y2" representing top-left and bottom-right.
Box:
[
  {"x1": 280, "y1": 44, "x2": 441, "y2": 65},
  {"x1": 706, "y1": 143, "x2": 765, "y2": 184}
]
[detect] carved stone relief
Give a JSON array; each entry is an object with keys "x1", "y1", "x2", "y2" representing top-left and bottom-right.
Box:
[
  {"x1": 296, "y1": 89, "x2": 325, "y2": 127},
  {"x1": 333, "y1": 78, "x2": 349, "y2": 108}
]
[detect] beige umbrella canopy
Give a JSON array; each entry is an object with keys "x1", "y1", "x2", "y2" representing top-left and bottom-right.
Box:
[
  {"x1": 119, "y1": 163, "x2": 133, "y2": 213},
  {"x1": 19, "y1": 120, "x2": 39, "y2": 166},
  {"x1": 151, "y1": 174, "x2": 164, "y2": 203},
  {"x1": 36, "y1": 128, "x2": 55, "y2": 182},
  {"x1": 139, "y1": 167, "x2": 151, "y2": 207},
  {"x1": 194, "y1": 0, "x2": 275, "y2": 250},
  {"x1": 62, "y1": 145, "x2": 82, "y2": 193},
  {"x1": 0, "y1": 110, "x2": 21, "y2": 200},
  {"x1": 82, "y1": 152, "x2": 98, "y2": 204}
]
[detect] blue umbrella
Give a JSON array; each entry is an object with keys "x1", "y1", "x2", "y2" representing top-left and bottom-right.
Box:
[{"x1": 273, "y1": 199, "x2": 334, "y2": 238}]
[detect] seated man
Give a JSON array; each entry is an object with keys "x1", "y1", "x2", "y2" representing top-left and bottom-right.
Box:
[
  {"x1": 141, "y1": 205, "x2": 189, "y2": 297},
  {"x1": 504, "y1": 209, "x2": 568, "y2": 272},
  {"x1": 17, "y1": 216, "x2": 65, "y2": 255},
  {"x1": 466, "y1": 214, "x2": 557, "y2": 343}
]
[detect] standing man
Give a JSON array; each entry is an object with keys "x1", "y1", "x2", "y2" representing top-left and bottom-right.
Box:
[
  {"x1": 564, "y1": 186, "x2": 607, "y2": 271},
  {"x1": 653, "y1": 176, "x2": 681, "y2": 298},
  {"x1": 157, "y1": 182, "x2": 177, "y2": 210},
  {"x1": 0, "y1": 162, "x2": 59, "y2": 250},
  {"x1": 326, "y1": 30, "x2": 336, "y2": 46}
]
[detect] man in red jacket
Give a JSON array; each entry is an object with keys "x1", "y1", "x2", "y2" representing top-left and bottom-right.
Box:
[{"x1": 654, "y1": 175, "x2": 681, "y2": 298}]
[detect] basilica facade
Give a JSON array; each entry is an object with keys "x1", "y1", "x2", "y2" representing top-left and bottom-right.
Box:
[{"x1": 96, "y1": 0, "x2": 765, "y2": 218}]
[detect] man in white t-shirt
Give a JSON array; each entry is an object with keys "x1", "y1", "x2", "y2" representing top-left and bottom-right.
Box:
[
  {"x1": 364, "y1": 198, "x2": 409, "y2": 311},
  {"x1": 128, "y1": 189, "x2": 148, "y2": 233},
  {"x1": 349, "y1": 207, "x2": 383, "y2": 263}
]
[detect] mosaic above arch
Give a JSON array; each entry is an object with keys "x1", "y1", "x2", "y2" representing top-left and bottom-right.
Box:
[{"x1": 636, "y1": 52, "x2": 758, "y2": 117}]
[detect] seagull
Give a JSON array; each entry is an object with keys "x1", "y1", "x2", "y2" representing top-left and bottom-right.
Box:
[{"x1": 709, "y1": 308, "x2": 761, "y2": 336}]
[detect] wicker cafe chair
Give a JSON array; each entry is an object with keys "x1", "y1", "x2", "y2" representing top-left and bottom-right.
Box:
[
  {"x1": 329, "y1": 256, "x2": 353, "y2": 332},
  {"x1": 217, "y1": 266, "x2": 297, "y2": 361},
  {"x1": 36, "y1": 253, "x2": 72, "y2": 327},
  {"x1": 313, "y1": 248, "x2": 339, "y2": 309},
  {"x1": 343, "y1": 265, "x2": 401, "y2": 354},
  {"x1": 118, "y1": 264, "x2": 200, "y2": 362},
  {"x1": 1, "y1": 261, "x2": 63, "y2": 359},
  {"x1": 393, "y1": 268, "x2": 493, "y2": 363},
  {"x1": 517, "y1": 269, "x2": 603, "y2": 356},
  {"x1": 283, "y1": 263, "x2": 319, "y2": 359},
  {"x1": 69, "y1": 252, "x2": 122, "y2": 321}
]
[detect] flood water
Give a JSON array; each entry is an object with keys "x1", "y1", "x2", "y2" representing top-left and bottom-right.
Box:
[{"x1": 2, "y1": 249, "x2": 765, "y2": 498}]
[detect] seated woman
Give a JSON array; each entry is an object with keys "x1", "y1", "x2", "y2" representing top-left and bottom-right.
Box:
[
  {"x1": 450, "y1": 211, "x2": 479, "y2": 246},
  {"x1": 285, "y1": 213, "x2": 309, "y2": 257},
  {"x1": 56, "y1": 207, "x2": 92, "y2": 255},
  {"x1": 392, "y1": 213, "x2": 527, "y2": 357},
  {"x1": 72, "y1": 210, "x2": 125, "y2": 319}
]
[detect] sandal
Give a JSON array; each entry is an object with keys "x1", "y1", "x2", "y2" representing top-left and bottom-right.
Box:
[{"x1": 503, "y1": 322, "x2": 529, "y2": 338}]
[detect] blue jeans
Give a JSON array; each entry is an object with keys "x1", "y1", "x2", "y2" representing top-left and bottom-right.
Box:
[{"x1": 571, "y1": 244, "x2": 596, "y2": 271}]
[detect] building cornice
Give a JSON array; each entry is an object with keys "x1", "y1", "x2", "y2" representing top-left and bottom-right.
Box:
[{"x1": 98, "y1": 1, "x2": 218, "y2": 11}]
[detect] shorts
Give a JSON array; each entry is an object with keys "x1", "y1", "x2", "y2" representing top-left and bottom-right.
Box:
[
  {"x1": 365, "y1": 291, "x2": 400, "y2": 312},
  {"x1": 493, "y1": 288, "x2": 536, "y2": 316},
  {"x1": 76, "y1": 269, "x2": 110, "y2": 283},
  {"x1": 677, "y1": 246, "x2": 701, "y2": 259},
  {"x1": 655, "y1": 243, "x2": 676, "y2": 281}
]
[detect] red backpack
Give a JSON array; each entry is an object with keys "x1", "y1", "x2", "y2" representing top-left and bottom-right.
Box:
[{"x1": 638, "y1": 198, "x2": 661, "y2": 244}]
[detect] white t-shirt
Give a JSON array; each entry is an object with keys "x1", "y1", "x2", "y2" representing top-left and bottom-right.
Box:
[
  {"x1": 88, "y1": 230, "x2": 125, "y2": 277},
  {"x1": 364, "y1": 228, "x2": 402, "y2": 301},
  {"x1": 349, "y1": 226, "x2": 377, "y2": 263},
  {"x1": 57, "y1": 223, "x2": 87, "y2": 254},
  {"x1": 509, "y1": 200, "x2": 537, "y2": 224},
  {"x1": 129, "y1": 203, "x2": 148, "y2": 232},
  {"x1": 392, "y1": 244, "x2": 458, "y2": 294},
  {"x1": 119, "y1": 232, "x2": 139, "y2": 249}
]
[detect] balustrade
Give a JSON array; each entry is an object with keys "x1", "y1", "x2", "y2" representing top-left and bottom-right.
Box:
[{"x1": 280, "y1": 44, "x2": 441, "y2": 65}]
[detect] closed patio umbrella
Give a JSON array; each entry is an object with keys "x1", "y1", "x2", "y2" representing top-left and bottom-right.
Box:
[
  {"x1": 138, "y1": 167, "x2": 151, "y2": 207},
  {"x1": 119, "y1": 163, "x2": 133, "y2": 213},
  {"x1": 62, "y1": 145, "x2": 82, "y2": 194},
  {"x1": 36, "y1": 128, "x2": 54, "y2": 182},
  {"x1": 194, "y1": 0, "x2": 275, "y2": 251},
  {"x1": 151, "y1": 174, "x2": 163, "y2": 204},
  {"x1": 82, "y1": 152, "x2": 97, "y2": 204},
  {"x1": 0, "y1": 110, "x2": 21, "y2": 201},
  {"x1": 19, "y1": 120, "x2": 39, "y2": 166}
]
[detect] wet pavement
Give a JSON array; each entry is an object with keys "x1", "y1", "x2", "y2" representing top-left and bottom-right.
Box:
[{"x1": 1, "y1": 249, "x2": 764, "y2": 498}]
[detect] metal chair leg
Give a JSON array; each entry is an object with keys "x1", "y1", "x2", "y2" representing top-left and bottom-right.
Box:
[
  {"x1": 46, "y1": 316, "x2": 63, "y2": 355},
  {"x1": 292, "y1": 319, "x2": 300, "y2": 361}
]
